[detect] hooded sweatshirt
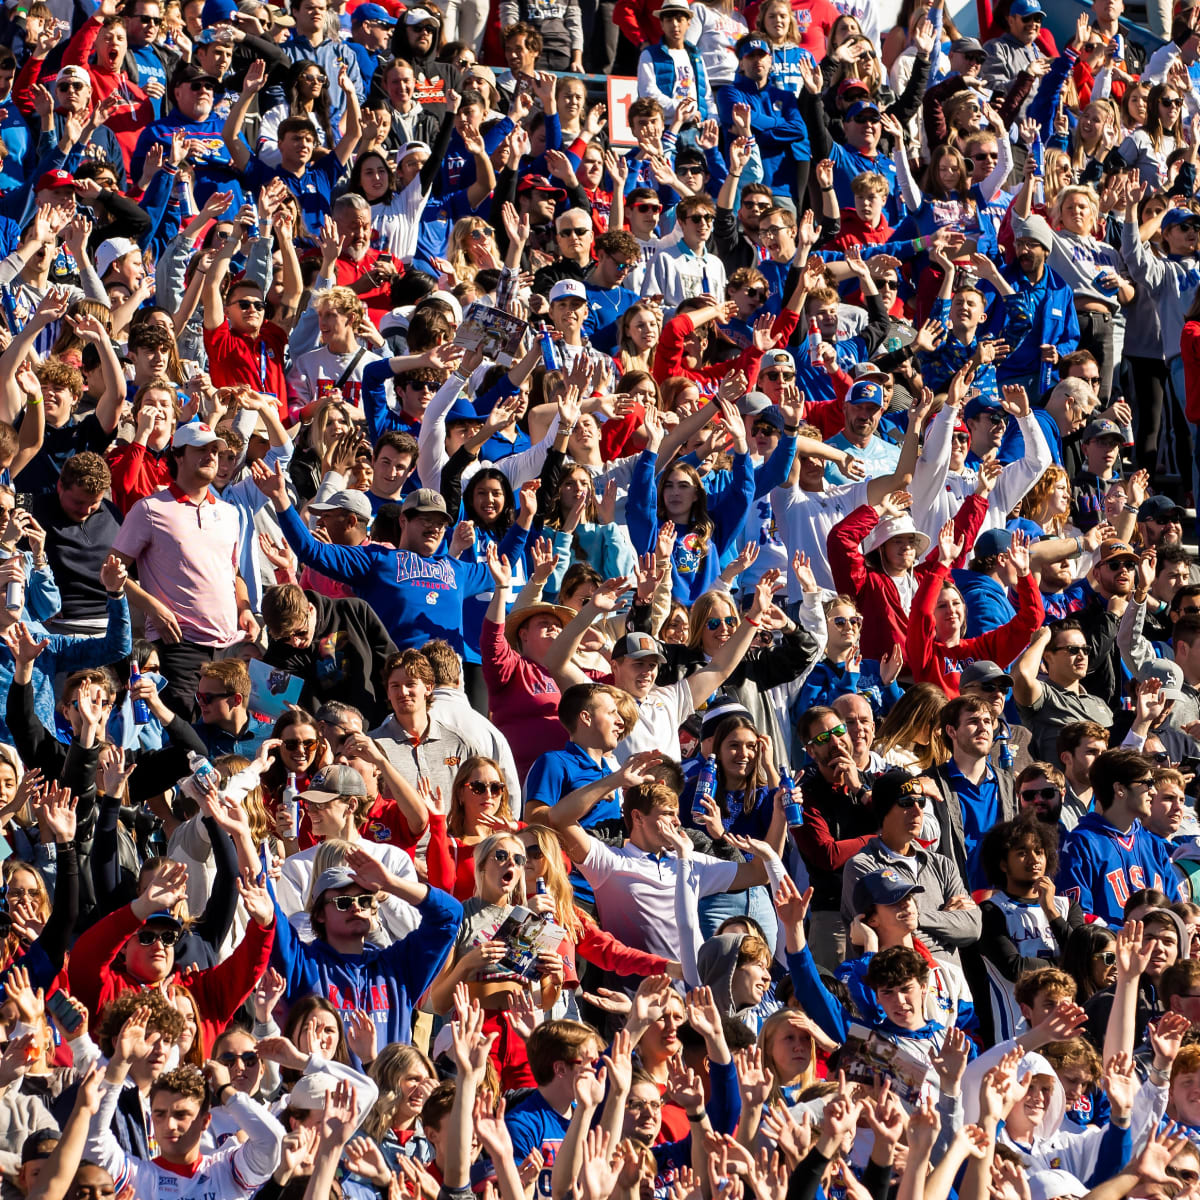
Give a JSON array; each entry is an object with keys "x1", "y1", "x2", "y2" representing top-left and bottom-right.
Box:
[
  {"x1": 697, "y1": 933, "x2": 781, "y2": 1035},
  {"x1": 1056, "y1": 811, "x2": 1183, "y2": 926}
]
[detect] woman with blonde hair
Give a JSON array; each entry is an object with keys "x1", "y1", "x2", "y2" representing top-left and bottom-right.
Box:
[
  {"x1": 1118, "y1": 79, "x2": 1187, "y2": 188},
  {"x1": 874, "y1": 682, "x2": 950, "y2": 772},
  {"x1": 757, "y1": 1007, "x2": 834, "y2": 1105},
  {"x1": 365, "y1": 1043, "x2": 438, "y2": 1167},
  {"x1": 756, "y1": 0, "x2": 811, "y2": 96},
  {"x1": 446, "y1": 216, "x2": 500, "y2": 285},
  {"x1": 616, "y1": 307, "x2": 663, "y2": 378},
  {"x1": 1072, "y1": 97, "x2": 1122, "y2": 175},
  {"x1": 425, "y1": 757, "x2": 521, "y2": 901},
  {"x1": 290, "y1": 395, "x2": 361, "y2": 502}
]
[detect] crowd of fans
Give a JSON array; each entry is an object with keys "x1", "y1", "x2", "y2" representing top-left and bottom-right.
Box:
[{"x1": 4, "y1": 0, "x2": 1200, "y2": 1197}]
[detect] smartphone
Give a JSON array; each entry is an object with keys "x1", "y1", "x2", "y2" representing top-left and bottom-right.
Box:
[
  {"x1": 13, "y1": 494, "x2": 31, "y2": 512},
  {"x1": 46, "y1": 989, "x2": 83, "y2": 1034}
]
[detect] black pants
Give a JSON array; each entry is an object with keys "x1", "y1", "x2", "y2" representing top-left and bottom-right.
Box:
[
  {"x1": 1127, "y1": 354, "x2": 1169, "y2": 474},
  {"x1": 156, "y1": 640, "x2": 217, "y2": 722},
  {"x1": 1076, "y1": 309, "x2": 1116, "y2": 404}
]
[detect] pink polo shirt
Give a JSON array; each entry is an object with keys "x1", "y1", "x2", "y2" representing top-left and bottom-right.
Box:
[{"x1": 112, "y1": 482, "x2": 243, "y2": 648}]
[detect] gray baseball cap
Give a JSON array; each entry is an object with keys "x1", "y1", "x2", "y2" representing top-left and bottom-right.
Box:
[{"x1": 309, "y1": 490, "x2": 373, "y2": 520}]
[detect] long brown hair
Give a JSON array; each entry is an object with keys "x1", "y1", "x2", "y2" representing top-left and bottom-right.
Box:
[
  {"x1": 657, "y1": 461, "x2": 715, "y2": 541},
  {"x1": 874, "y1": 683, "x2": 951, "y2": 769},
  {"x1": 448, "y1": 756, "x2": 514, "y2": 839}
]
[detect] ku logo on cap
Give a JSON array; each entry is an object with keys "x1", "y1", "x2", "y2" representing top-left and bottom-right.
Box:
[{"x1": 879, "y1": 867, "x2": 903, "y2": 883}]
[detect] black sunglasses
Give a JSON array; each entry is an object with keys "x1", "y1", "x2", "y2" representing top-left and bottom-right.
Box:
[
  {"x1": 492, "y1": 847, "x2": 527, "y2": 868},
  {"x1": 217, "y1": 1051, "x2": 259, "y2": 1068},
  {"x1": 235, "y1": 298, "x2": 266, "y2": 311},
  {"x1": 137, "y1": 927, "x2": 180, "y2": 947},
  {"x1": 1021, "y1": 786, "x2": 1060, "y2": 802}
]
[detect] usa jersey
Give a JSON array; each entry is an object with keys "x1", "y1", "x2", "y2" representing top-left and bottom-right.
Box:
[
  {"x1": 1057, "y1": 812, "x2": 1182, "y2": 926},
  {"x1": 981, "y1": 893, "x2": 1070, "y2": 1040}
]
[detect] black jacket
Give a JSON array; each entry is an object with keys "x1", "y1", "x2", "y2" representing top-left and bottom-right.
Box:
[{"x1": 262, "y1": 590, "x2": 398, "y2": 725}]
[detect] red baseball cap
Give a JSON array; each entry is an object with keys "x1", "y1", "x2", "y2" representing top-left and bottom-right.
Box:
[{"x1": 36, "y1": 169, "x2": 77, "y2": 193}]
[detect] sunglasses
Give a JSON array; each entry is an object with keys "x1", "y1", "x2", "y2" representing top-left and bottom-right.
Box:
[
  {"x1": 1096, "y1": 951, "x2": 1117, "y2": 965},
  {"x1": 1021, "y1": 786, "x2": 1060, "y2": 802},
  {"x1": 852, "y1": 114, "x2": 882, "y2": 125},
  {"x1": 1148, "y1": 751, "x2": 1172, "y2": 765},
  {"x1": 743, "y1": 288, "x2": 767, "y2": 301},
  {"x1": 492, "y1": 847, "x2": 527, "y2": 868},
  {"x1": 762, "y1": 370, "x2": 795, "y2": 381},
  {"x1": 706, "y1": 615, "x2": 738, "y2": 630},
  {"x1": 217, "y1": 1051, "x2": 259, "y2": 1068},
  {"x1": 752, "y1": 422, "x2": 780, "y2": 437},
  {"x1": 522, "y1": 842, "x2": 544, "y2": 860},
  {"x1": 832, "y1": 615, "x2": 863, "y2": 629},
  {"x1": 196, "y1": 690, "x2": 233, "y2": 704},
  {"x1": 467, "y1": 780, "x2": 504, "y2": 797},
  {"x1": 972, "y1": 151, "x2": 1000, "y2": 161},
  {"x1": 808, "y1": 723, "x2": 847, "y2": 746},
  {"x1": 613, "y1": 261, "x2": 636, "y2": 274},
  {"x1": 686, "y1": 212, "x2": 715, "y2": 224},
  {"x1": 1050, "y1": 644, "x2": 1089, "y2": 657},
  {"x1": 1162, "y1": 97, "x2": 1184, "y2": 107},
  {"x1": 951, "y1": 432, "x2": 970, "y2": 444},
  {"x1": 558, "y1": 227, "x2": 590, "y2": 237},
  {"x1": 894, "y1": 796, "x2": 922, "y2": 810},
  {"x1": 283, "y1": 737, "x2": 318, "y2": 752},
  {"x1": 235, "y1": 298, "x2": 266, "y2": 311},
  {"x1": 57, "y1": 81, "x2": 87, "y2": 91},
  {"x1": 136, "y1": 927, "x2": 180, "y2": 947},
  {"x1": 133, "y1": 12, "x2": 162, "y2": 21},
  {"x1": 877, "y1": 278, "x2": 899, "y2": 289},
  {"x1": 329, "y1": 893, "x2": 379, "y2": 911},
  {"x1": 972, "y1": 682, "x2": 1008, "y2": 694},
  {"x1": 634, "y1": 203, "x2": 662, "y2": 214}
]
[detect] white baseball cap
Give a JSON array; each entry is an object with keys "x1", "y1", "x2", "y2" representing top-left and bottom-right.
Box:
[
  {"x1": 95, "y1": 237, "x2": 137, "y2": 279},
  {"x1": 172, "y1": 422, "x2": 227, "y2": 451},
  {"x1": 549, "y1": 279, "x2": 588, "y2": 304}
]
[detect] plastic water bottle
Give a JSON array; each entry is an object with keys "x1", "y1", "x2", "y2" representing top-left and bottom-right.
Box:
[
  {"x1": 538, "y1": 324, "x2": 560, "y2": 372},
  {"x1": 129, "y1": 661, "x2": 151, "y2": 725},
  {"x1": 282, "y1": 772, "x2": 299, "y2": 837},
  {"x1": 806, "y1": 316, "x2": 822, "y2": 367},
  {"x1": 1030, "y1": 133, "x2": 1045, "y2": 207},
  {"x1": 781, "y1": 767, "x2": 804, "y2": 827},
  {"x1": 692, "y1": 755, "x2": 719, "y2": 822},
  {"x1": 0, "y1": 550, "x2": 22, "y2": 613},
  {"x1": 182, "y1": 752, "x2": 218, "y2": 803}
]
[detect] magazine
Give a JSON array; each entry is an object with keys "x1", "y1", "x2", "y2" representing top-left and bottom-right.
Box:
[
  {"x1": 489, "y1": 906, "x2": 568, "y2": 979},
  {"x1": 839, "y1": 1024, "x2": 930, "y2": 1108},
  {"x1": 248, "y1": 658, "x2": 304, "y2": 723},
  {"x1": 454, "y1": 303, "x2": 528, "y2": 367}
]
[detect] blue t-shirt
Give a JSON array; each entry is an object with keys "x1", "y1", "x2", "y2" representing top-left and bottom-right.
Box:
[
  {"x1": 129, "y1": 45, "x2": 168, "y2": 117},
  {"x1": 948, "y1": 759, "x2": 1000, "y2": 890},
  {"x1": 504, "y1": 1091, "x2": 571, "y2": 1199},
  {"x1": 245, "y1": 151, "x2": 345, "y2": 230},
  {"x1": 583, "y1": 283, "x2": 639, "y2": 354}
]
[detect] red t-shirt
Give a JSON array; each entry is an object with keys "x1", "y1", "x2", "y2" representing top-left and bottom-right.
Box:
[{"x1": 203, "y1": 319, "x2": 290, "y2": 420}]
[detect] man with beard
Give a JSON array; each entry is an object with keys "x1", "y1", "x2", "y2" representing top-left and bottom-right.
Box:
[
  {"x1": 390, "y1": 8, "x2": 463, "y2": 104},
  {"x1": 1057, "y1": 748, "x2": 1183, "y2": 924},
  {"x1": 791, "y1": 705, "x2": 882, "y2": 969},
  {"x1": 1016, "y1": 761, "x2": 1071, "y2": 828},
  {"x1": 111, "y1": 423, "x2": 260, "y2": 716},
  {"x1": 840, "y1": 770, "x2": 980, "y2": 962},
  {"x1": 1136, "y1": 495, "x2": 1186, "y2": 550},
  {"x1": 823, "y1": 380, "x2": 899, "y2": 485},
  {"x1": 991, "y1": 216, "x2": 1079, "y2": 394}
]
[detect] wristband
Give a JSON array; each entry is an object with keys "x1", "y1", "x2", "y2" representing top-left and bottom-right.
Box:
[
  {"x1": 218, "y1": 1082, "x2": 236, "y2": 1104},
  {"x1": 744, "y1": 616, "x2": 761, "y2": 627},
  {"x1": 1074, "y1": 535, "x2": 1084, "y2": 555},
  {"x1": 26, "y1": 395, "x2": 42, "y2": 406},
  {"x1": 783, "y1": 425, "x2": 800, "y2": 435},
  {"x1": 687, "y1": 1112, "x2": 706, "y2": 1121},
  {"x1": 820, "y1": 186, "x2": 835, "y2": 193}
]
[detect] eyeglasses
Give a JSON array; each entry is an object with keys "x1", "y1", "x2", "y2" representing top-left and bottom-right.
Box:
[
  {"x1": 492, "y1": 847, "x2": 527, "y2": 868},
  {"x1": 686, "y1": 212, "x2": 715, "y2": 225},
  {"x1": 706, "y1": 615, "x2": 738, "y2": 630},
  {"x1": 329, "y1": 893, "x2": 379, "y2": 911},
  {"x1": 558, "y1": 227, "x2": 590, "y2": 237},
  {"x1": 217, "y1": 1051, "x2": 259, "y2": 1068},
  {"x1": 1050, "y1": 644, "x2": 1089, "y2": 657},
  {"x1": 283, "y1": 737, "x2": 318, "y2": 752},
  {"x1": 634, "y1": 202, "x2": 662, "y2": 214},
  {"x1": 196, "y1": 690, "x2": 233, "y2": 705},
  {"x1": 760, "y1": 225, "x2": 790, "y2": 237},
  {"x1": 627, "y1": 1098, "x2": 663, "y2": 1111},
  {"x1": 1021, "y1": 786, "x2": 1061, "y2": 802},
  {"x1": 235, "y1": 298, "x2": 266, "y2": 311},
  {"x1": 808, "y1": 723, "x2": 847, "y2": 746},
  {"x1": 136, "y1": 927, "x2": 180, "y2": 947},
  {"x1": 1095, "y1": 951, "x2": 1117, "y2": 966},
  {"x1": 467, "y1": 780, "x2": 505, "y2": 797},
  {"x1": 832, "y1": 615, "x2": 863, "y2": 629},
  {"x1": 762, "y1": 370, "x2": 795, "y2": 381}
]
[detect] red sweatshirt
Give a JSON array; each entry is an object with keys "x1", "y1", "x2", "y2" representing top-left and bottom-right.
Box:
[
  {"x1": 828, "y1": 496, "x2": 987, "y2": 662},
  {"x1": 67, "y1": 903, "x2": 275, "y2": 1057},
  {"x1": 828, "y1": 209, "x2": 894, "y2": 254},
  {"x1": 905, "y1": 563, "x2": 1046, "y2": 698},
  {"x1": 106, "y1": 442, "x2": 172, "y2": 516},
  {"x1": 652, "y1": 308, "x2": 799, "y2": 389},
  {"x1": 1182, "y1": 322, "x2": 1200, "y2": 424}
]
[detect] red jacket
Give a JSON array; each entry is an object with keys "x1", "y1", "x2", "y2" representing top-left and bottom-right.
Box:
[
  {"x1": 828, "y1": 496, "x2": 987, "y2": 662},
  {"x1": 67, "y1": 902, "x2": 275, "y2": 1057},
  {"x1": 613, "y1": 0, "x2": 661, "y2": 50},
  {"x1": 828, "y1": 209, "x2": 894, "y2": 254},
  {"x1": 905, "y1": 563, "x2": 1045, "y2": 698},
  {"x1": 106, "y1": 442, "x2": 172, "y2": 516},
  {"x1": 652, "y1": 308, "x2": 798, "y2": 389},
  {"x1": 1182, "y1": 322, "x2": 1200, "y2": 424}
]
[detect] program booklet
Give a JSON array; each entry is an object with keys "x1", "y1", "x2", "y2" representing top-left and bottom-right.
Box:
[{"x1": 454, "y1": 303, "x2": 528, "y2": 367}]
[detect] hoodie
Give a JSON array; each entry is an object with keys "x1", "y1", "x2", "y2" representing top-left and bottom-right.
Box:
[
  {"x1": 696, "y1": 933, "x2": 783, "y2": 1034},
  {"x1": 1056, "y1": 811, "x2": 1183, "y2": 926},
  {"x1": 951, "y1": 569, "x2": 1018, "y2": 638}
]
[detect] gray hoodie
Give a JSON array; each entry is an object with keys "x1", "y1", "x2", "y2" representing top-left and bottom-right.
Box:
[{"x1": 698, "y1": 933, "x2": 758, "y2": 1025}]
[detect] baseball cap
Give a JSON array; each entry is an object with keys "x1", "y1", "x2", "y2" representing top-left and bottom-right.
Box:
[
  {"x1": 959, "y1": 660, "x2": 1014, "y2": 690},
  {"x1": 398, "y1": 140, "x2": 431, "y2": 161},
  {"x1": 401, "y1": 488, "x2": 450, "y2": 519},
  {"x1": 310, "y1": 866, "x2": 357, "y2": 901},
  {"x1": 142, "y1": 909, "x2": 184, "y2": 931},
  {"x1": 653, "y1": 0, "x2": 691, "y2": 15},
  {"x1": 36, "y1": 169, "x2": 76, "y2": 194},
  {"x1": 1161, "y1": 207, "x2": 1200, "y2": 231},
  {"x1": 738, "y1": 390, "x2": 771, "y2": 416},
  {"x1": 549, "y1": 279, "x2": 588, "y2": 304},
  {"x1": 974, "y1": 527, "x2": 1013, "y2": 558},
  {"x1": 736, "y1": 34, "x2": 772, "y2": 57},
  {"x1": 20, "y1": 1132, "x2": 60, "y2": 1166},
  {"x1": 847, "y1": 381, "x2": 884, "y2": 408},
  {"x1": 353, "y1": 1, "x2": 397, "y2": 21},
  {"x1": 519, "y1": 175, "x2": 567, "y2": 202},
  {"x1": 1009, "y1": 0, "x2": 1046, "y2": 15},
  {"x1": 309, "y1": 490, "x2": 373, "y2": 520},
  {"x1": 171, "y1": 421, "x2": 227, "y2": 451},
  {"x1": 762, "y1": 349, "x2": 795, "y2": 372},
  {"x1": 287, "y1": 1071, "x2": 343, "y2": 1111},
  {"x1": 1081, "y1": 417, "x2": 1123, "y2": 442},
  {"x1": 1027, "y1": 1172, "x2": 1088, "y2": 1200},
  {"x1": 851, "y1": 362, "x2": 890, "y2": 384},
  {"x1": 171, "y1": 61, "x2": 222, "y2": 94},
  {"x1": 201, "y1": 0, "x2": 238, "y2": 21},
  {"x1": 405, "y1": 5, "x2": 441, "y2": 22},
  {"x1": 55, "y1": 65, "x2": 91, "y2": 87},
  {"x1": 95, "y1": 237, "x2": 137, "y2": 279},
  {"x1": 300, "y1": 764, "x2": 367, "y2": 803},
  {"x1": 753, "y1": 406, "x2": 785, "y2": 432},
  {"x1": 1138, "y1": 494, "x2": 1185, "y2": 523},
  {"x1": 611, "y1": 632, "x2": 667, "y2": 663},
  {"x1": 852, "y1": 867, "x2": 923, "y2": 915},
  {"x1": 837, "y1": 77, "x2": 870, "y2": 98},
  {"x1": 1097, "y1": 538, "x2": 1139, "y2": 565},
  {"x1": 963, "y1": 395, "x2": 1007, "y2": 421},
  {"x1": 845, "y1": 100, "x2": 882, "y2": 122},
  {"x1": 1138, "y1": 658, "x2": 1187, "y2": 702},
  {"x1": 949, "y1": 36, "x2": 985, "y2": 56}
]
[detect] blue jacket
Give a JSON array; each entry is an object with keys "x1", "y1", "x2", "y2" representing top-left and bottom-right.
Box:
[
  {"x1": 275, "y1": 505, "x2": 495, "y2": 656},
  {"x1": 643, "y1": 42, "x2": 713, "y2": 121},
  {"x1": 952, "y1": 569, "x2": 1018, "y2": 638},
  {"x1": 131, "y1": 111, "x2": 244, "y2": 210},
  {"x1": 270, "y1": 883, "x2": 462, "y2": 1060},
  {"x1": 998, "y1": 406, "x2": 1063, "y2": 468},
  {"x1": 990, "y1": 263, "x2": 1080, "y2": 384},
  {"x1": 1057, "y1": 811, "x2": 1183, "y2": 925},
  {"x1": 791, "y1": 657, "x2": 903, "y2": 720},
  {"x1": 716, "y1": 75, "x2": 809, "y2": 189}
]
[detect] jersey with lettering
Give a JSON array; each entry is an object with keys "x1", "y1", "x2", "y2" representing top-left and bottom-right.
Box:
[{"x1": 1057, "y1": 812, "x2": 1182, "y2": 925}]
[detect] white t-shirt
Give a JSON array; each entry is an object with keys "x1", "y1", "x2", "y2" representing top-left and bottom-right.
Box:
[
  {"x1": 285, "y1": 345, "x2": 384, "y2": 411},
  {"x1": 771, "y1": 479, "x2": 870, "y2": 598},
  {"x1": 372, "y1": 177, "x2": 430, "y2": 263},
  {"x1": 615, "y1": 679, "x2": 695, "y2": 764}
]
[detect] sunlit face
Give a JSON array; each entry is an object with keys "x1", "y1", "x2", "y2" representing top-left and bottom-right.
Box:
[
  {"x1": 640, "y1": 994, "x2": 685, "y2": 1061},
  {"x1": 876, "y1": 978, "x2": 925, "y2": 1029},
  {"x1": 459, "y1": 763, "x2": 506, "y2": 827},
  {"x1": 387, "y1": 64, "x2": 416, "y2": 108},
  {"x1": 278, "y1": 721, "x2": 319, "y2": 772},
  {"x1": 933, "y1": 585, "x2": 967, "y2": 644},
  {"x1": 718, "y1": 728, "x2": 759, "y2": 783},
  {"x1": 1144, "y1": 921, "x2": 1180, "y2": 976},
  {"x1": 579, "y1": 151, "x2": 604, "y2": 188},
  {"x1": 387, "y1": 667, "x2": 430, "y2": 721},
  {"x1": 700, "y1": 599, "x2": 737, "y2": 656},
  {"x1": 624, "y1": 1080, "x2": 663, "y2": 1143},
  {"x1": 96, "y1": 23, "x2": 127, "y2": 69},
  {"x1": 550, "y1": 296, "x2": 587, "y2": 334},
  {"x1": 1060, "y1": 193, "x2": 1096, "y2": 235},
  {"x1": 558, "y1": 81, "x2": 586, "y2": 122},
  {"x1": 659, "y1": 607, "x2": 688, "y2": 644},
  {"x1": 582, "y1": 692, "x2": 624, "y2": 750},
  {"x1": 170, "y1": 992, "x2": 198, "y2": 1056},
  {"x1": 374, "y1": 447, "x2": 414, "y2": 495},
  {"x1": 0, "y1": 762, "x2": 16, "y2": 810},
  {"x1": 360, "y1": 156, "x2": 391, "y2": 200},
  {"x1": 1148, "y1": 783, "x2": 1186, "y2": 837},
  {"x1": 662, "y1": 467, "x2": 698, "y2": 521},
  {"x1": 150, "y1": 1092, "x2": 206, "y2": 1159},
  {"x1": 296, "y1": 1008, "x2": 340, "y2": 1058},
  {"x1": 471, "y1": 478, "x2": 506, "y2": 525},
  {"x1": 123, "y1": 920, "x2": 176, "y2": 983}
]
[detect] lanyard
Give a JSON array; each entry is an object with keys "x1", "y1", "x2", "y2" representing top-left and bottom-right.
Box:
[{"x1": 260, "y1": 341, "x2": 270, "y2": 393}]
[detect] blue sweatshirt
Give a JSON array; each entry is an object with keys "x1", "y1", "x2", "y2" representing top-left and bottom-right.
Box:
[
  {"x1": 791, "y1": 657, "x2": 903, "y2": 721},
  {"x1": 276, "y1": 505, "x2": 495, "y2": 656},
  {"x1": 270, "y1": 883, "x2": 462, "y2": 1061},
  {"x1": 989, "y1": 263, "x2": 1080, "y2": 385},
  {"x1": 952, "y1": 569, "x2": 1018, "y2": 638},
  {"x1": 715, "y1": 76, "x2": 809, "y2": 190}
]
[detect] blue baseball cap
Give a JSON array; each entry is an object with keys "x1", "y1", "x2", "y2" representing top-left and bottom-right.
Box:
[
  {"x1": 353, "y1": 2, "x2": 398, "y2": 23},
  {"x1": 200, "y1": 0, "x2": 237, "y2": 24},
  {"x1": 736, "y1": 34, "x2": 772, "y2": 57},
  {"x1": 1008, "y1": 518, "x2": 1046, "y2": 542},
  {"x1": 964, "y1": 395, "x2": 1007, "y2": 421},
  {"x1": 845, "y1": 100, "x2": 882, "y2": 123},
  {"x1": 852, "y1": 867, "x2": 923, "y2": 915},
  {"x1": 1009, "y1": 0, "x2": 1046, "y2": 16},
  {"x1": 975, "y1": 527, "x2": 1013, "y2": 558},
  {"x1": 1162, "y1": 207, "x2": 1200, "y2": 230},
  {"x1": 847, "y1": 381, "x2": 885, "y2": 407}
]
